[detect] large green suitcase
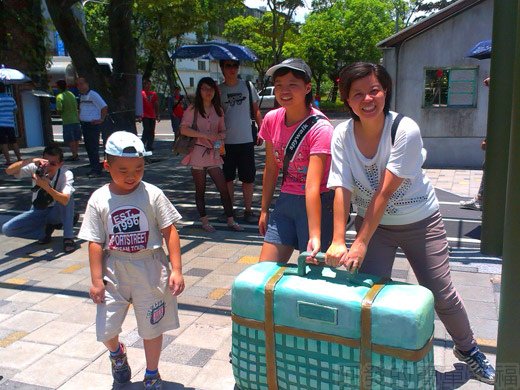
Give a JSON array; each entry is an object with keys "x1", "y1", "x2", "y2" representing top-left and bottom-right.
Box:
[{"x1": 231, "y1": 253, "x2": 436, "y2": 390}]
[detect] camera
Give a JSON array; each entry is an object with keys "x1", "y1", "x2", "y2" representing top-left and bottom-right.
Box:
[
  {"x1": 31, "y1": 165, "x2": 48, "y2": 192},
  {"x1": 35, "y1": 166, "x2": 46, "y2": 178}
]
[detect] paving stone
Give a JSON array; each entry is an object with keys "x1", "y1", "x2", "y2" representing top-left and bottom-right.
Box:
[
  {"x1": 178, "y1": 294, "x2": 216, "y2": 309},
  {"x1": 208, "y1": 288, "x2": 228, "y2": 300},
  {"x1": 185, "y1": 256, "x2": 227, "y2": 269},
  {"x1": 11, "y1": 354, "x2": 87, "y2": 388},
  {"x1": 186, "y1": 348, "x2": 216, "y2": 367},
  {"x1": 0, "y1": 368, "x2": 18, "y2": 386},
  {"x1": 53, "y1": 331, "x2": 106, "y2": 360},
  {"x1": 164, "y1": 313, "x2": 200, "y2": 338},
  {"x1": 16, "y1": 266, "x2": 62, "y2": 282},
  {"x1": 450, "y1": 271, "x2": 495, "y2": 288},
  {"x1": 22, "y1": 320, "x2": 88, "y2": 345},
  {"x1": 160, "y1": 342, "x2": 200, "y2": 365},
  {"x1": 57, "y1": 371, "x2": 114, "y2": 390},
  {"x1": 133, "y1": 362, "x2": 201, "y2": 386},
  {"x1": 33, "y1": 274, "x2": 85, "y2": 291},
  {"x1": 187, "y1": 358, "x2": 236, "y2": 390},
  {"x1": 0, "y1": 330, "x2": 28, "y2": 347},
  {"x1": 391, "y1": 268, "x2": 408, "y2": 279},
  {"x1": 0, "y1": 301, "x2": 32, "y2": 316},
  {"x1": 0, "y1": 381, "x2": 52, "y2": 389},
  {"x1": 131, "y1": 333, "x2": 175, "y2": 350},
  {"x1": 456, "y1": 284, "x2": 495, "y2": 303},
  {"x1": 214, "y1": 262, "x2": 251, "y2": 275},
  {"x1": 185, "y1": 268, "x2": 213, "y2": 277},
  {"x1": 184, "y1": 285, "x2": 213, "y2": 298},
  {"x1": 194, "y1": 274, "x2": 236, "y2": 289},
  {"x1": 5, "y1": 289, "x2": 54, "y2": 304},
  {"x1": 30, "y1": 294, "x2": 85, "y2": 314},
  {"x1": 56, "y1": 302, "x2": 97, "y2": 324},
  {"x1": 174, "y1": 313, "x2": 231, "y2": 350},
  {"x1": 121, "y1": 329, "x2": 141, "y2": 347},
  {"x1": 214, "y1": 295, "x2": 232, "y2": 308},
  {"x1": 0, "y1": 341, "x2": 55, "y2": 370},
  {"x1": 463, "y1": 299, "x2": 498, "y2": 321},
  {"x1": 0, "y1": 310, "x2": 58, "y2": 332}
]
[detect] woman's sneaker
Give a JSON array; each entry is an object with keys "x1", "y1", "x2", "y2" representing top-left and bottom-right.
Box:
[
  {"x1": 143, "y1": 372, "x2": 162, "y2": 389},
  {"x1": 109, "y1": 343, "x2": 131, "y2": 384},
  {"x1": 453, "y1": 346, "x2": 495, "y2": 384},
  {"x1": 459, "y1": 198, "x2": 482, "y2": 211}
]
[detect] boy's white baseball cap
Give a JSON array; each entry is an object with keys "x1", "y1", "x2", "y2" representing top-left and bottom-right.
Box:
[{"x1": 105, "y1": 131, "x2": 152, "y2": 157}]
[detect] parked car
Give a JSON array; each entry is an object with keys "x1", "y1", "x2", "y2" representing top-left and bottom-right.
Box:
[{"x1": 258, "y1": 86, "x2": 276, "y2": 109}]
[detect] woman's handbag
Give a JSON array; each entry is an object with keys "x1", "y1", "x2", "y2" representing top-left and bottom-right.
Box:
[{"x1": 172, "y1": 111, "x2": 197, "y2": 156}]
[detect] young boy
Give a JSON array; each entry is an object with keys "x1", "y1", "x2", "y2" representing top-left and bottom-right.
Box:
[{"x1": 79, "y1": 131, "x2": 184, "y2": 389}]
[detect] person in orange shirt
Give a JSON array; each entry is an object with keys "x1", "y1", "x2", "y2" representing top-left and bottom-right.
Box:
[{"x1": 140, "y1": 79, "x2": 160, "y2": 151}]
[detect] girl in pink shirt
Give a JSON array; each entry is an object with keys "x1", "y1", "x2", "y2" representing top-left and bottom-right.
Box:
[
  {"x1": 180, "y1": 77, "x2": 242, "y2": 232},
  {"x1": 258, "y1": 59, "x2": 334, "y2": 262}
]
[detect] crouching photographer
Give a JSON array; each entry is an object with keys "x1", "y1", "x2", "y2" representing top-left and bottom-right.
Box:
[{"x1": 2, "y1": 144, "x2": 77, "y2": 253}]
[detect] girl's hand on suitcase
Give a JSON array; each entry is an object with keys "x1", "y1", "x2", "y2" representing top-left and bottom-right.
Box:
[
  {"x1": 89, "y1": 280, "x2": 105, "y2": 304},
  {"x1": 305, "y1": 237, "x2": 321, "y2": 264},
  {"x1": 169, "y1": 271, "x2": 185, "y2": 296},
  {"x1": 325, "y1": 242, "x2": 348, "y2": 267},
  {"x1": 340, "y1": 240, "x2": 367, "y2": 272},
  {"x1": 259, "y1": 211, "x2": 269, "y2": 236}
]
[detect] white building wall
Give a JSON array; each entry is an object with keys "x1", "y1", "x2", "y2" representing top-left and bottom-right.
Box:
[{"x1": 382, "y1": 0, "x2": 493, "y2": 168}]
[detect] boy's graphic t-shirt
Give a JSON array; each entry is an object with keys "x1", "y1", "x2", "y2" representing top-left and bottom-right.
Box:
[{"x1": 79, "y1": 181, "x2": 181, "y2": 252}]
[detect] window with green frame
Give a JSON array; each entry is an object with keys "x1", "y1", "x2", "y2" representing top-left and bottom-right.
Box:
[{"x1": 423, "y1": 67, "x2": 478, "y2": 108}]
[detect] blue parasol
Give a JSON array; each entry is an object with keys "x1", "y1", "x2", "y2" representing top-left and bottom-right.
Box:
[
  {"x1": 467, "y1": 39, "x2": 492, "y2": 60},
  {"x1": 171, "y1": 41, "x2": 258, "y2": 62}
]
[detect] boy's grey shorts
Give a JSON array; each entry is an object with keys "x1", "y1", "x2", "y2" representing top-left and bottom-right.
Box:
[{"x1": 96, "y1": 248, "x2": 179, "y2": 342}]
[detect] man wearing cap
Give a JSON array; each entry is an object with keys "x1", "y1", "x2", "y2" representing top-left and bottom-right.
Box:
[
  {"x1": 219, "y1": 60, "x2": 263, "y2": 223},
  {"x1": 77, "y1": 77, "x2": 108, "y2": 178}
]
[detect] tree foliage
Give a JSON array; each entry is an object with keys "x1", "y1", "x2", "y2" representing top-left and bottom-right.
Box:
[
  {"x1": 299, "y1": 0, "x2": 394, "y2": 98},
  {"x1": 223, "y1": 8, "x2": 300, "y2": 86}
]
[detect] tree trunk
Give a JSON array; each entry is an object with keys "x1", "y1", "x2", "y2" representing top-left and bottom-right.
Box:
[
  {"x1": 108, "y1": 0, "x2": 137, "y2": 133},
  {"x1": 45, "y1": 0, "x2": 111, "y2": 100}
]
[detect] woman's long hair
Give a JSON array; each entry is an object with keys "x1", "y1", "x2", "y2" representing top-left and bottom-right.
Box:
[{"x1": 193, "y1": 77, "x2": 223, "y2": 118}]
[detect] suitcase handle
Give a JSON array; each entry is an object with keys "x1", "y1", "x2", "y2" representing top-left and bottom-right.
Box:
[{"x1": 296, "y1": 251, "x2": 359, "y2": 278}]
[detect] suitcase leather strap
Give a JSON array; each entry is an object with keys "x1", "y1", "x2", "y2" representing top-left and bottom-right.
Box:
[
  {"x1": 360, "y1": 279, "x2": 389, "y2": 390},
  {"x1": 264, "y1": 266, "x2": 286, "y2": 390}
]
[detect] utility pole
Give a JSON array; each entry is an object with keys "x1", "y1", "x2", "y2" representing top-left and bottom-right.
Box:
[
  {"x1": 495, "y1": 2, "x2": 520, "y2": 387},
  {"x1": 480, "y1": 0, "x2": 518, "y2": 255}
]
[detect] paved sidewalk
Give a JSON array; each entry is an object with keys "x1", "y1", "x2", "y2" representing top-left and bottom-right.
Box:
[{"x1": 0, "y1": 141, "x2": 499, "y2": 389}]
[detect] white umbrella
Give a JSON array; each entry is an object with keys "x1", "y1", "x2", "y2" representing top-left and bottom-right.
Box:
[{"x1": 0, "y1": 64, "x2": 31, "y2": 84}]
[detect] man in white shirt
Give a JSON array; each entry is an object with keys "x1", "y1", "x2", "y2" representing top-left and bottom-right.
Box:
[
  {"x1": 77, "y1": 77, "x2": 108, "y2": 177},
  {"x1": 2, "y1": 144, "x2": 77, "y2": 253},
  {"x1": 219, "y1": 60, "x2": 263, "y2": 223}
]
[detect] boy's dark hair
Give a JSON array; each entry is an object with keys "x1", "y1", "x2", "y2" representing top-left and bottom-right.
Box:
[
  {"x1": 338, "y1": 62, "x2": 392, "y2": 121},
  {"x1": 194, "y1": 77, "x2": 223, "y2": 118},
  {"x1": 272, "y1": 67, "x2": 313, "y2": 107},
  {"x1": 56, "y1": 79, "x2": 67, "y2": 91},
  {"x1": 43, "y1": 144, "x2": 64, "y2": 162}
]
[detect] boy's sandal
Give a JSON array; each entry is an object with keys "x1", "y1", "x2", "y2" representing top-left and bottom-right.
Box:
[
  {"x1": 201, "y1": 223, "x2": 216, "y2": 233},
  {"x1": 228, "y1": 222, "x2": 244, "y2": 232},
  {"x1": 63, "y1": 238, "x2": 77, "y2": 253}
]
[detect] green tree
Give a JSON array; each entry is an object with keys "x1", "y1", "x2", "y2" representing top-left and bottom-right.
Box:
[
  {"x1": 134, "y1": 0, "x2": 243, "y2": 94},
  {"x1": 299, "y1": 0, "x2": 393, "y2": 100},
  {"x1": 223, "y1": 10, "x2": 300, "y2": 86},
  {"x1": 46, "y1": 0, "x2": 137, "y2": 132}
]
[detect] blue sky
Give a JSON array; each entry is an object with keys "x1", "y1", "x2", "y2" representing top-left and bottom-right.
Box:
[{"x1": 244, "y1": 0, "x2": 310, "y2": 23}]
